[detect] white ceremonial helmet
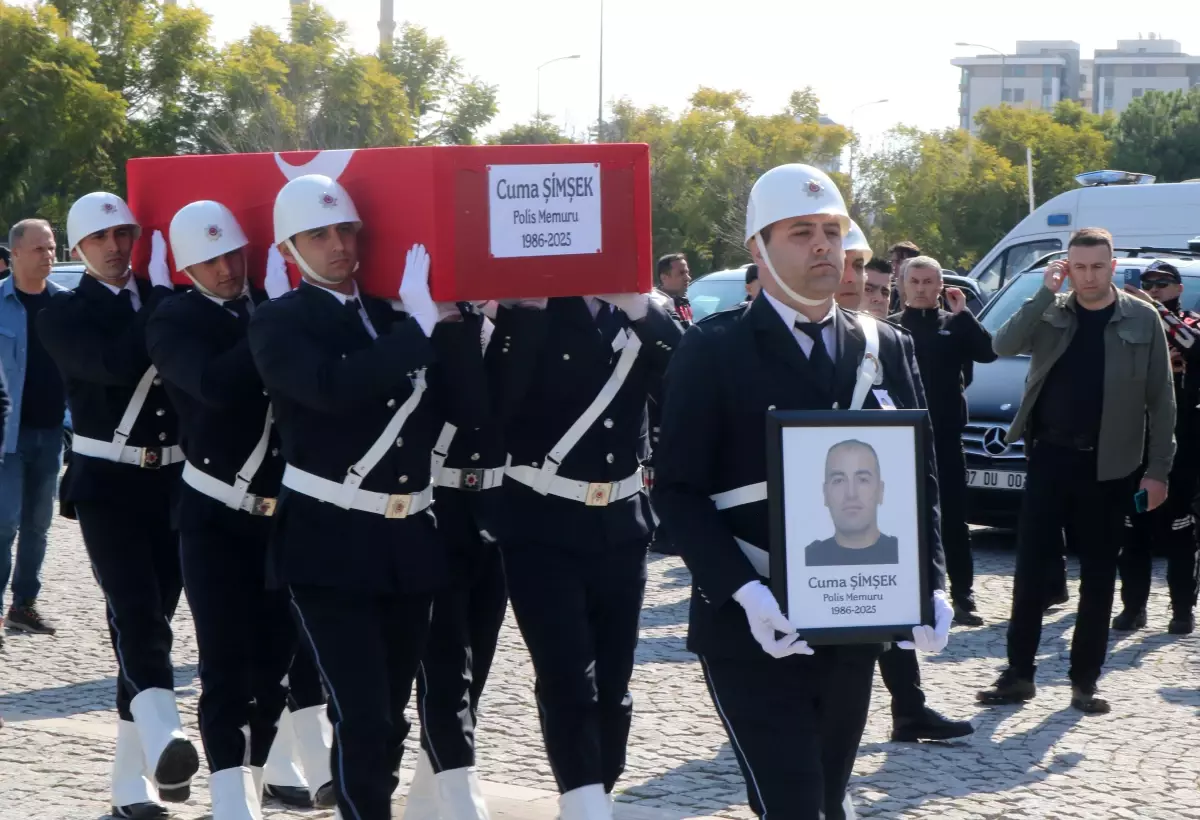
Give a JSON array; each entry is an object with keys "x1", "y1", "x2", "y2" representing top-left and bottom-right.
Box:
[
  {"x1": 67, "y1": 192, "x2": 142, "y2": 274},
  {"x1": 273, "y1": 174, "x2": 361, "y2": 285},
  {"x1": 845, "y1": 219, "x2": 873, "y2": 264},
  {"x1": 169, "y1": 200, "x2": 249, "y2": 273},
  {"x1": 744, "y1": 164, "x2": 850, "y2": 306}
]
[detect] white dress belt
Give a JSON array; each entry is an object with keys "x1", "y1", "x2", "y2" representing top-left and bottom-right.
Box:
[
  {"x1": 182, "y1": 462, "x2": 278, "y2": 516},
  {"x1": 507, "y1": 463, "x2": 644, "y2": 507},
  {"x1": 72, "y1": 435, "x2": 184, "y2": 469},
  {"x1": 282, "y1": 464, "x2": 433, "y2": 519},
  {"x1": 437, "y1": 466, "x2": 505, "y2": 491}
]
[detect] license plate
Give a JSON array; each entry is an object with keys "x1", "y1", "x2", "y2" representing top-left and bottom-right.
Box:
[{"x1": 966, "y1": 469, "x2": 1026, "y2": 490}]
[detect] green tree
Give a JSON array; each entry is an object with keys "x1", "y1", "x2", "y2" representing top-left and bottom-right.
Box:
[
  {"x1": 1110, "y1": 87, "x2": 1200, "y2": 182},
  {"x1": 0, "y1": 3, "x2": 126, "y2": 232},
  {"x1": 486, "y1": 115, "x2": 575, "y2": 145}
]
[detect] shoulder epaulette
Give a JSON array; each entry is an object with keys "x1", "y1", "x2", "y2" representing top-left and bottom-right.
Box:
[{"x1": 696, "y1": 302, "x2": 752, "y2": 325}]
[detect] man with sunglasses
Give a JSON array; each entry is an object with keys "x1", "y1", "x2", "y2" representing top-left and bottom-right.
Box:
[{"x1": 1114, "y1": 260, "x2": 1200, "y2": 634}]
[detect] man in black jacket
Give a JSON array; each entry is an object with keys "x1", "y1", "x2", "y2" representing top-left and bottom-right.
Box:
[
  {"x1": 894, "y1": 256, "x2": 998, "y2": 623},
  {"x1": 147, "y1": 200, "x2": 322, "y2": 819},
  {"x1": 249, "y1": 173, "x2": 487, "y2": 820},
  {"x1": 489, "y1": 284, "x2": 683, "y2": 817},
  {"x1": 653, "y1": 164, "x2": 951, "y2": 820},
  {"x1": 39, "y1": 192, "x2": 198, "y2": 820}
]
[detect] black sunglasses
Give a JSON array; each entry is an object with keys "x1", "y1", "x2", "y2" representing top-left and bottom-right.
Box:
[{"x1": 1142, "y1": 280, "x2": 1176, "y2": 290}]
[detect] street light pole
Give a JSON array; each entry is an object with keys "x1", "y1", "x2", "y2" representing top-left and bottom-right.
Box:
[
  {"x1": 536, "y1": 54, "x2": 581, "y2": 122},
  {"x1": 957, "y1": 42, "x2": 1007, "y2": 108},
  {"x1": 847, "y1": 98, "x2": 888, "y2": 191},
  {"x1": 597, "y1": 0, "x2": 605, "y2": 143}
]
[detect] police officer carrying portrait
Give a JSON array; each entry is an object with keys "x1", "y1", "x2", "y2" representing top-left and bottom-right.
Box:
[
  {"x1": 1114, "y1": 260, "x2": 1200, "y2": 635},
  {"x1": 403, "y1": 303, "x2": 507, "y2": 820},
  {"x1": 652, "y1": 164, "x2": 951, "y2": 820},
  {"x1": 248, "y1": 173, "x2": 488, "y2": 820},
  {"x1": 38, "y1": 193, "x2": 198, "y2": 820},
  {"x1": 489, "y1": 281, "x2": 683, "y2": 816},
  {"x1": 145, "y1": 200, "x2": 311, "y2": 819}
]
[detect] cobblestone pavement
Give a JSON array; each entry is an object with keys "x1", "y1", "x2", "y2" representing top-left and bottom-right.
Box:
[{"x1": 4, "y1": 522, "x2": 1200, "y2": 819}]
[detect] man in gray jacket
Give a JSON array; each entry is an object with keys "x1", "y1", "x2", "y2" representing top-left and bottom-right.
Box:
[{"x1": 977, "y1": 227, "x2": 1175, "y2": 714}]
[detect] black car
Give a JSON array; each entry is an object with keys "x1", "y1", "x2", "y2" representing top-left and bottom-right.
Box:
[{"x1": 963, "y1": 255, "x2": 1200, "y2": 527}]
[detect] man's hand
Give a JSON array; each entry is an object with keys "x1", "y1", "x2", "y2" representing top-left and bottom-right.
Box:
[
  {"x1": 1043, "y1": 260, "x2": 1068, "y2": 293},
  {"x1": 497, "y1": 298, "x2": 548, "y2": 310},
  {"x1": 265, "y1": 246, "x2": 292, "y2": 299},
  {"x1": 595, "y1": 293, "x2": 650, "y2": 322},
  {"x1": 897, "y1": 590, "x2": 953, "y2": 653},
  {"x1": 944, "y1": 287, "x2": 967, "y2": 315},
  {"x1": 149, "y1": 230, "x2": 172, "y2": 289},
  {"x1": 732, "y1": 581, "x2": 815, "y2": 659},
  {"x1": 1141, "y1": 477, "x2": 1168, "y2": 512},
  {"x1": 398, "y1": 244, "x2": 437, "y2": 337}
]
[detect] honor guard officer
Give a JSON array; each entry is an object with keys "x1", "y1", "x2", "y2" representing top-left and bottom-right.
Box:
[
  {"x1": 38, "y1": 193, "x2": 199, "y2": 820},
  {"x1": 489, "y1": 281, "x2": 684, "y2": 817},
  {"x1": 404, "y1": 305, "x2": 507, "y2": 820},
  {"x1": 1115, "y1": 260, "x2": 1200, "y2": 634},
  {"x1": 145, "y1": 201, "x2": 299, "y2": 819},
  {"x1": 652, "y1": 164, "x2": 952, "y2": 820},
  {"x1": 834, "y1": 220, "x2": 871, "y2": 311},
  {"x1": 249, "y1": 173, "x2": 487, "y2": 820}
]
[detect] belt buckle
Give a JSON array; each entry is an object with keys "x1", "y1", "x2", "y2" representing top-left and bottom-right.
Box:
[
  {"x1": 585, "y1": 482, "x2": 615, "y2": 507},
  {"x1": 385, "y1": 494, "x2": 413, "y2": 519},
  {"x1": 460, "y1": 468, "x2": 484, "y2": 491},
  {"x1": 139, "y1": 447, "x2": 163, "y2": 469},
  {"x1": 251, "y1": 496, "x2": 277, "y2": 517}
]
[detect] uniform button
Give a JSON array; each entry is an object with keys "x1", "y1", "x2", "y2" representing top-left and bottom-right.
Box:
[
  {"x1": 155, "y1": 409, "x2": 165, "y2": 417},
  {"x1": 603, "y1": 419, "x2": 614, "y2": 429},
  {"x1": 153, "y1": 378, "x2": 162, "y2": 386},
  {"x1": 158, "y1": 433, "x2": 167, "y2": 442},
  {"x1": 470, "y1": 453, "x2": 480, "y2": 462},
  {"x1": 203, "y1": 458, "x2": 210, "y2": 465},
  {"x1": 833, "y1": 402, "x2": 840, "y2": 410},
  {"x1": 395, "y1": 437, "x2": 404, "y2": 448},
  {"x1": 767, "y1": 405, "x2": 776, "y2": 411},
  {"x1": 262, "y1": 390, "x2": 269, "y2": 397},
  {"x1": 532, "y1": 461, "x2": 539, "y2": 468},
  {"x1": 387, "y1": 399, "x2": 396, "y2": 408},
  {"x1": 399, "y1": 475, "x2": 409, "y2": 485},
  {"x1": 563, "y1": 354, "x2": 570, "y2": 361},
  {"x1": 606, "y1": 453, "x2": 614, "y2": 464},
  {"x1": 271, "y1": 448, "x2": 279, "y2": 457}
]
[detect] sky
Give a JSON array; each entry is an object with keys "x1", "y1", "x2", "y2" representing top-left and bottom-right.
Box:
[{"x1": 30, "y1": 0, "x2": 1200, "y2": 143}]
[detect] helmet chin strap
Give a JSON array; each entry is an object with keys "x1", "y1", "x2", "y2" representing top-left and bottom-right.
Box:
[
  {"x1": 284, "y1": 239, "x2": 359, "y2": 286},
  {"x1": 75, "y1": 247, "x2": 128, "y2": 283},
  {"x1": 755, "y1": 232, "x2": 830, "y2": 308},
  {"x1": 183, "y1": 270, "x2": 224, "y2": 301}
]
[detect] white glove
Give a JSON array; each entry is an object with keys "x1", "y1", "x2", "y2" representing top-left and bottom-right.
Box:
[
  {"x1": 733, "y1": 581, "x2": 814, "y2": 659},
  {"x1": 265, "y1": 246, "x2": 291, "y2": 299},
  {"x1": 149, "y1": 230, "x2": 172, "y2": 289},
  {"x1": 897, "y1": 590, "x2": 952, "y2": 653},
  {"x1": 398, "y1": 244, "x2": 437, "y2": 337},
  {"x1": 497, "y1": 298, "x2": 548, "y2": 310},
  {"x1": 477, "y1": 300, "x2": 499, "y2": 320},
  {"x1": 595, "y1": 293, "x2": 650, "y2": 322}
]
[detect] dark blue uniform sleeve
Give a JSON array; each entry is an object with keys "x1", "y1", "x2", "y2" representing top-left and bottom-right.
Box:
[
  {"x1": 627, "y1": 299, "x2": 685, "y2": 376},
  {"x1": 652, "y1": 327, "x2": 760, "y2": 607},
  {"x1": 428, "y1": 310, "x2": 490, "y2": 430},
  {"x1": 900, "y1": 331, "x2": 948, "y2": 595},
  {"x1": 146, "y1": 297, "x2": 261, "y2": 410},
  {"x1": 486, "y1": 305, "x2": 549, "y2": 425}
]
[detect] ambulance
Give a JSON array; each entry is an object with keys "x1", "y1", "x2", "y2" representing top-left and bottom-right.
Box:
[{"x1": 968, "y1": 170, "x2": 1200, "y2": 300}]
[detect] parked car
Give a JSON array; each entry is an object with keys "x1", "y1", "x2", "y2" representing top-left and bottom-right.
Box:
[
  {"x1": 47, "y1": 264, "x2": 85, "y2": 452},
  {"x1": 963, "y1": 253, "x2": 1200, "y2": 527}
]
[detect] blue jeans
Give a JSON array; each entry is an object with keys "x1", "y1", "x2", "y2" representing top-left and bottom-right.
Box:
[{"x1": 0, "y1": 427, "x2": 63, "y2": 612}]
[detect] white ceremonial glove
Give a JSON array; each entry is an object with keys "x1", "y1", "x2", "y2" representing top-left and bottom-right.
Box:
[
  {"x1": 733, "y1": 581, "x2": 815, "y2": 659},
  {"x1": 477, "y1": 300, "x2": 499, "y2": 320},
  {"x1": 497, "y1": 297, "x2": 548, "y2": 310},
  {"x1": 265, "y1": 246, "x2": 292, "y2": 299},
  {"x1": 149, "y1": 230, "x2": 172, "y2": 289},
  {"x1": 897, "y1": 590, "x2": 953, "y2": 653},
  {"x1": 595, "y1": 292, "x2": 650, "y2": 322},
  {"x1": 398, "y1": 244, "x2": 437, "y2": 337}
]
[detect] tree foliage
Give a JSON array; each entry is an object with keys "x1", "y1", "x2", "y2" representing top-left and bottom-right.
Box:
[
  {"x1": 1110, "y1": 87, "x2": 1200, "y2": 183},
  {"x1": 487, "y1": 114, "x2": 576, "y2": 145}
]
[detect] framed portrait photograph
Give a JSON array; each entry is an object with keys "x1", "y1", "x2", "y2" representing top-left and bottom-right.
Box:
[{"x1": 765, "y1": 410, "x2": 933, "y2": 645}]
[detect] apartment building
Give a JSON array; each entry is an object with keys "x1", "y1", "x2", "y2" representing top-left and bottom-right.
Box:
[{"x1": 951, "y1": 36, "x2": 1200, "y2": 132}]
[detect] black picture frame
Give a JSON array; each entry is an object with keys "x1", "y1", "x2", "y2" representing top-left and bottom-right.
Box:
[{"x1": 765, "y1": 409, "x2": 933, "y2": 645}]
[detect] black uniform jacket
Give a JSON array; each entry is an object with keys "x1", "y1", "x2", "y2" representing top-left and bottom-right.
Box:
[
  {"x1": 38, "y1": 274, "x2": 181, "y2": 512},
  {"x1": 488, "y1": 297, "x2": 684, "y2": 549},
  {"x1": 652, "y1": 297, "x2": 947, "y2": 659},
  {"x1": 248, "y1": 282, "x2": 487, "y2": 595},
  {"x1": 146, "y1": 288, "x2": 284, "y2": 532},
  {"x1": 892, "y1": 307, "x2": 997, "y2": 435}
]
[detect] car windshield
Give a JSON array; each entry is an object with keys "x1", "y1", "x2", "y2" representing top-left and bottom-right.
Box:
[{"x1": 688, "y1": 274, "x2": 748, "y2": 321}]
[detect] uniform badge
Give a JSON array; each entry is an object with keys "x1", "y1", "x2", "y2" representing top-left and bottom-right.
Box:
[
  {"x1": 207, "y1": 224, "x2": 223, "y2": 241},
  {"x1": 320, "y1": 192, "x2": 339, "y2": 208},
  {"x1": 102, "y1": 202, "x2": 118, "y2": 214},
  {"x1": 806, "y1": 180, "x2": 823, "y2": 197}
]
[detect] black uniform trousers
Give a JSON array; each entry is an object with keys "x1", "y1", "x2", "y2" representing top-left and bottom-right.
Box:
[
  {"x1": 416, "y1": 532, "x2": 508, "y2": 772},
  {"x1": 289, "y1": 584, "x2": 433, "y2": 820},
  {"x1": 1120, "y1": 463, "x2": 1200, "y2": 614},
  {"x1": 1007, "y1": 441, "x2": 1135, "y2": 687},
  {"x1": 700, "y1": 646, "x2": 880, "y2": 820},
  {"x1": 876, "y1": 645, "x2": 925, "y2": 718},
  {"x1": 180, "y1": 504, "x2": 296, "y2": 773},
  {"x1": 501, "y1": 536, "x2": 648, "y2": 794},
  {"x1": 935, "y1": 429, "x2": 974, "y2": 606},
  {"x1": 284, "y1": 639, "x2": 327, "y2": 712},
  {"x1": 76, "y1": 486, "x2": 182, "y2": 723}
]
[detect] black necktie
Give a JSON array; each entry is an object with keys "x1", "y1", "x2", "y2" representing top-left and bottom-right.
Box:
[
  {"x1": 796, "y1": 320, "x2": 835, "y2": 388},
  {"x1": 226, "y1": 296, "x2": 251, "y2": 325},
  {"x1": 117, "y1": 289, "x2": 135, "y2": 314}
]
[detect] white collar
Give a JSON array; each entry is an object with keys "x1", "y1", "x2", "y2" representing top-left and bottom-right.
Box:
[
  {"x1": 97, "y1": 273, "x2": 138, "y2": 298},
  {"x1": 763, "y1": 289, "x2": 836, "y2": 329},
  {"x1": 302, "y1": 279, "x2": 361, "y2": 305}
]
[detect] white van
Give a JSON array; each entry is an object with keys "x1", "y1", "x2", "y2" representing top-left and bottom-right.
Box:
[{"x1": 968, "y1": 171, "x2": 1200, "y2": 299}]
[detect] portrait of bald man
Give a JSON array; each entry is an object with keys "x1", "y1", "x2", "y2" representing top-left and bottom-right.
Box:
[{"x1": 805, "y1": 439, "x2": 899, "y2": 567}]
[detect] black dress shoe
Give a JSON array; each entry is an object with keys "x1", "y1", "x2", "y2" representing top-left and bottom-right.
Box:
[
  {"x1": 314, "y1": 781, "x2": 336, "y2": 808},
  {"x1": 1043, "y1": 589, "x2": 1070, "y2": 612},
  {"x1": 264, "y1": 783, "x2": 313, "y2": 808},
  {"x1": 111, "y1": 802, "x2": 169, "y2": 819},
  {"x1": 1071, "y1": 685, "x2": 1111, "y2": 715},
  {"x1": 1169, "y1": 612, "x2": 1195, "y2": 635},
  {"x1": 157, "y1": 784, "x2": 189, "y2": 803},
  {"x1": 1112, "y1": 608, "x2": 1147, "y2": 632},
  {"x1": 977, "y1": 670, "x2": 1036, "y2": 705},
  {"x1": 891, "y1": 706, "x2": 975, "y2": 742},
  {"x1": 952, "y1": 604, "x2": 984, "y2": 627}
]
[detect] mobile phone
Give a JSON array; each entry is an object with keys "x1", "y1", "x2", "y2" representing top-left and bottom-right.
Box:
[
  {"x1": 1125, "y1": 269, "x2": 1142, "y2": 288},
  {"x1": 1134, "y1": 488, "x2": 1149, "y2": 514}
]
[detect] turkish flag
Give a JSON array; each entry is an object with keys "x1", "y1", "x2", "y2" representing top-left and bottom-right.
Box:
[{"x1": 126, "y1": 144, "x2": 651, "y2": 301}]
